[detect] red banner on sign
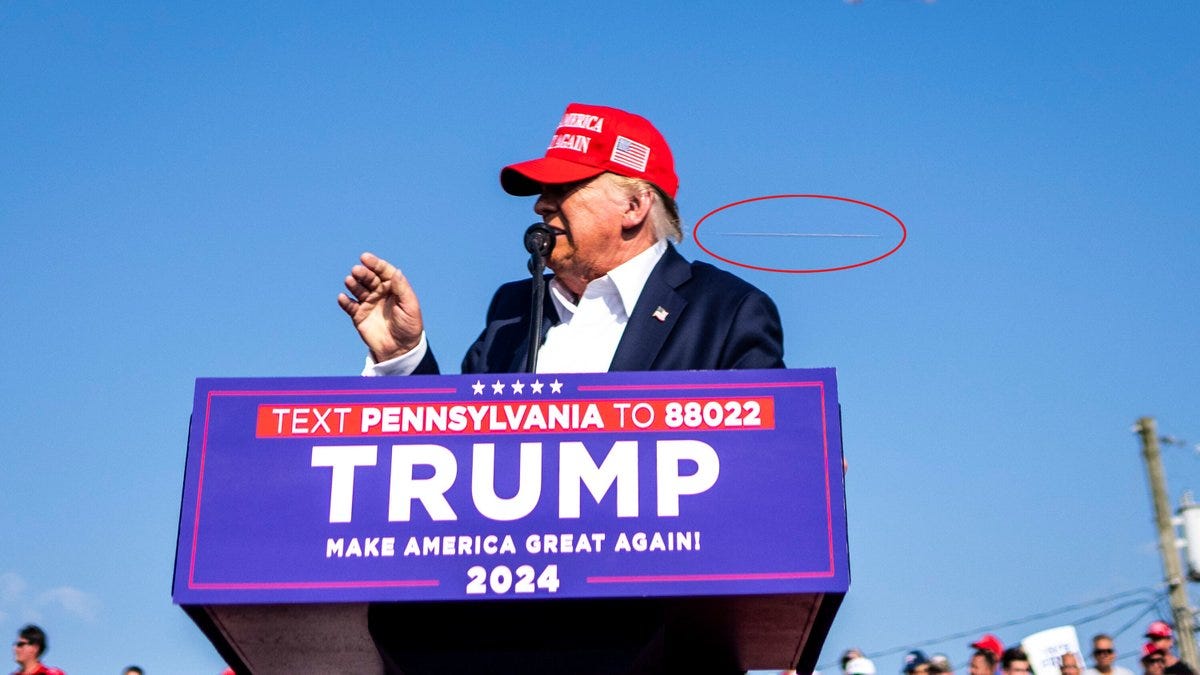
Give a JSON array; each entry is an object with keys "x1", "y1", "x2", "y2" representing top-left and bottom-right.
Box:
[{"x1": 255, "y1": 397, "x2": 776, "y2": 438}]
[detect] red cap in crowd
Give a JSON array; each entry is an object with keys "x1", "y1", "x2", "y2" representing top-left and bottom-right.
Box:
[
  {"x1": 971, "y1": 634, "x2": 1005, "y2": 662},
  {"x1": 1142, "y1": 643, "x2": 1165, "y2": 661},
  {"x1": 1146, "y1": 621, "x2": 1174, "y2": 639},
  {"x1": 500, "y1": 103, "x2": 679, "y2": 199}
]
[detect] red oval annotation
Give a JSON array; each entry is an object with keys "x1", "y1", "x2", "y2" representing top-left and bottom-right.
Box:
[{"x1": 691, "y1": 194, "x2": 907, "y2": 274}]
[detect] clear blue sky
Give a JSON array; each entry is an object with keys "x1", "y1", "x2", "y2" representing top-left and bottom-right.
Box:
[{"x1": 2, "y1": 2, "x2": 1198, "y2": 673}]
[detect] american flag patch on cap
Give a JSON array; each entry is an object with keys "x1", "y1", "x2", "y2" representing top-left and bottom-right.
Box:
[{"x1": 610, "y1": 135, "x2": 651, "y2": 172}]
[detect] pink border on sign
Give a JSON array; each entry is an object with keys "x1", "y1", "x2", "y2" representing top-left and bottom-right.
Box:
[
  {"x1": 185, "y1": 378, "x2": 841, "y2": 592},
  {"x1": 189, "y1": 579, "x2": 438, "y2": 590},
  {"x1": 582, "y1": 380, "x2": 837, "y2": 585}
]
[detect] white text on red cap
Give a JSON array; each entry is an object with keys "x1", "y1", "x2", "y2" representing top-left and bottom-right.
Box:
[
  {"x1": 548, "y1": 113, "x2": 606, "y2": 154},
  {"x1": 549, "y1": 134, "x2": 590, "y2": 153},
  {"x1": 559, "y1": 113, "x2": 604, "y2": 132}
]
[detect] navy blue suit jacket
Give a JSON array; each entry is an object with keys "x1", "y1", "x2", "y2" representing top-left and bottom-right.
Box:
[{"x1": 413, "y1": 244, "x2": 784, "y2": 374}]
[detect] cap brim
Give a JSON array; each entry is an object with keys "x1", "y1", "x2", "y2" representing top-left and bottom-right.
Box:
[{"x1": 500, "y1": 156, "x2": 606, "y2": 196}]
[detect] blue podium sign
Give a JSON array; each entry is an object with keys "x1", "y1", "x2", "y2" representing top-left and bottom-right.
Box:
[{"x1": 172, "y1": 368, "x2": 847, "y2": 606}]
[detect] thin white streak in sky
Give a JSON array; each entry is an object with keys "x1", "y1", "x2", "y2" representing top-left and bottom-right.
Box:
[{"x1": 718, "y1": 232, "x2": 882, "y2": 238}]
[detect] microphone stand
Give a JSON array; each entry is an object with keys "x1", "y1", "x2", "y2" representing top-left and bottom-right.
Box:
[{"x1": 523, "y1": 223, "x2": 557, "y2": 373}]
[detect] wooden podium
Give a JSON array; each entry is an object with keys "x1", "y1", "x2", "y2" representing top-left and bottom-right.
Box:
[{"x1": 173, "y1": 370, "x2": 848, "y2": 674}]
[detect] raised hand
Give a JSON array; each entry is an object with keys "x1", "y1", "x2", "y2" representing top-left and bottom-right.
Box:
[{"x1": 337, "y1": 252, "x2": 424, "y2": 363}]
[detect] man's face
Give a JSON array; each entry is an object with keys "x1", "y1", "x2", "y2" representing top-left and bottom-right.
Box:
[
  {"x1": 1061, "y1": 653, "x2": 1082, "y2": 675},
  {"x1": 1094, "y1": 639, "x2": 1117, "y2": 669},
  {"x1": 12, "y1": 638, "x2": 37, "y2": 666},
  {"x1": 1005, "y1": 660, "x2": 1032, "y2": 675},
  {"x1": 534, "y1": 174, "x2": 644, "y2": 294},
  {"x1": 971, "y1": 655, "x2": 994, "y2": 675},
  {"x1": 1153, "y1": 637, "x2": 1173, "y2": 654},
  {"x1": 912, "y1": 665, "x2": 931, "y2": 675},
  {"x1": 1144, "y1": 654, "x2": 1166, "y2": 675}
]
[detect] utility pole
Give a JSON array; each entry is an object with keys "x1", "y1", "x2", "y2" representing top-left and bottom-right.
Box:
[{"x1": 1138, "y1": 416, "x2": 1200, "y2": 672}]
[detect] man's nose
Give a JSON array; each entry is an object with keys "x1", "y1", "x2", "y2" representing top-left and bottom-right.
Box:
[{"x1": 534, "y1": 193, "x2": 556, "y2": 218}]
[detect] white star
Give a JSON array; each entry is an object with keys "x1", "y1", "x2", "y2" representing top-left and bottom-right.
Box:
[
  {"x1": 511, "y1": 380, "x2": 525, "y2": 394},
  {"x1": 549, "y1": 379, "x2": 563, "y2": 394},
  {"x1": 471, "y1": 380, "x2": 485, "y2": 395},
  {"x1": 491, "y1": 380, "x2": 506, "y2": 395},
  {"x1": 530, "y1": 380, "x2": 544, "y2": 394}
]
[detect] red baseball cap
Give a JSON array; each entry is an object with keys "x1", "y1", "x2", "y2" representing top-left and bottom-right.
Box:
[
  {"x1": 500, "y1": 103, "x2": 679, "y2": 199},
  {"x1": 1143, "y1": 643, "x2": 1165, "y2": 660},
  {"x1": 971, "y1": 634, "x2": 1004, "y2": 662},
  {"x1": 1146, "y1": 621, "x2": 1174, "y2": 639}
]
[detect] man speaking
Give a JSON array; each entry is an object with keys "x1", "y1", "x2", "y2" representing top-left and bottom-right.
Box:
[{"x1": 339, "y1": 102, "x2": 785, "y2": 375}]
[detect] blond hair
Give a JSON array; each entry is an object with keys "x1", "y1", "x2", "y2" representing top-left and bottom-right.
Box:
[{"x1": 608, "y1": 174, "x2": 682, "y2": 243}]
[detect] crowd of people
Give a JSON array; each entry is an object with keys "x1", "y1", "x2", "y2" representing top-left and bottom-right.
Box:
[
  {"x1": 12, "y1": 618, "x2": 1200, "y2": 675},
  {"x1": 826, "y1": 622, "x2": 1197, "y2": 675}
]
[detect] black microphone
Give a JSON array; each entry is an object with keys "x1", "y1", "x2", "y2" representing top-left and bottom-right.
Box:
[
  {"x1": 523, "y1": 223, "x2": 560, "y2": 373},
  {"x1": 523, "y1": 222, "x2": 560, "y2": 258}
]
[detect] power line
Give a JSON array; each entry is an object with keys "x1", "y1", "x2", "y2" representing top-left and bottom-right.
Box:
[
  {"x1": 1110, "y1": 598, "x2": 1168, "y2": 660},
  {"x1": 1071, "y1": 598, "x2": 1164, "y2": 630}
]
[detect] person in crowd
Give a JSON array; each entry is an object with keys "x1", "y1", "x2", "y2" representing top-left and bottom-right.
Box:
[
  {"x1": 971, "y1": 650, "x2": 999, "y2": 675},
  {"x1": 1062, "y1": 651, "x2": 1085, "y2": 675},
  {"x1": 339, "y1": 102, "x2": 785, "y2": 377},
  {"x1": 904, "y1": 650, "x2": 932, "y2": 675},
  {"x1": 974, "y1": 636, "x2": 1005, "y2": 663},
  {"x1": 930, "y1": 653, "x2": 955, "y2": 675},
  {"x1": 847, "y1": 656, "x2": 878, "y2": 675},
  {"x1": 1146, "y1": 621, "x2": 1197, "y2": 675},
  {"x1": 1001, "y1": 647, "x2": 1032, "y2": 675},
  {"x1": 842, "y1": 649, "x2": 866, "y2": 674},
  {"x1": 970, "y1": 634, "x2": 1005, "y2": 675},
  {"x1": 1086, "y1": 633, "x2": 1134, "y2": 675},
  {"x1": 1143, "y1": 643, "x2": 1168, "y2": 675},
  {"x1": 10, "y1": 625, "x2": 65, "y2": 675}
]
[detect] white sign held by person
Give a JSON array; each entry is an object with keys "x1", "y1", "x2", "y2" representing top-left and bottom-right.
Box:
[{"x1": 1022, "y1": 625, "x2": 1083, "y2": 675}]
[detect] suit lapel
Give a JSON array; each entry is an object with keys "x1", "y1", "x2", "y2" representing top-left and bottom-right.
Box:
[
  {"x1": 509, "y1": 277, "x2": 561, "y2": 373},
  {"x1": 609, "y1": 244, "x2": 691, "y2": 371}
]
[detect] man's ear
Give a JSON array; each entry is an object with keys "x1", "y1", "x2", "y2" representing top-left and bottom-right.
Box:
[{"x1": 621, "y1": 187, "x2": 654, "y2": 231}]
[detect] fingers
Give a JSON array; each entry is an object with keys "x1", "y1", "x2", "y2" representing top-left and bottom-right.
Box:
[
  {"x1": 343, "y1": 271, "x2": 379, "y2": 302},
  {"x1": 339, "y1": 252, "x2": 409, "y2": 316},
  {"x1": 357, "y1": 252, "x2": 417, "y2": 302},
  {"x1": 339, "y1": 251, "x2": 424, "y2": 359},
  {"x1": 340, "y1": 253, "x2": 387, "y2": 318},
  {"x1": 361, "y1": 251, "x2": 398, "y2": 283},
  {"x1": 348, "y1": 253, "x2": 408, "y2": 293}
]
